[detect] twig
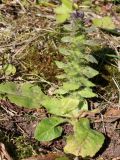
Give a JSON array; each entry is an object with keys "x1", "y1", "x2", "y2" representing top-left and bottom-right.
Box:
[
  {"x1": 0, "y1": 105, "x2": 15, "y2": 116},
  {"x1": 112, "y1": 77, "x2": 120, "y2": 108},
  {"x1": 98, "y1": 93, "x2": 115, "y2": 105},
  {"x1": 12, "y1": 0, "x2": 26, "y2": 13}
]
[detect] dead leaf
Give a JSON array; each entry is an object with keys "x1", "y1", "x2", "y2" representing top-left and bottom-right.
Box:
[{"x1": 105, "y1": 108, "x2": 120, "y2": 117}]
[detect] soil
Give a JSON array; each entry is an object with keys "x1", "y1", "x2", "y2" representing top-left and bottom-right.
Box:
[{"x1": 0, "y1": 0, "x2": 120, "y2": 160}]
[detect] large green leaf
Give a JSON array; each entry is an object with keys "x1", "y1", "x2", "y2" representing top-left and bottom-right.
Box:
[
  {"x1": 0, "y1": 82, "x2": 45, "y2": 108},
  {"x1": 64, "y1": 118, "x2": 105, "y2": 157},
  {"x1": 42, "y1": 97, "x2": 80, "y2": 117},
  {"x1": 34, "y1": 117, "x2": 66, "y2": 141}
]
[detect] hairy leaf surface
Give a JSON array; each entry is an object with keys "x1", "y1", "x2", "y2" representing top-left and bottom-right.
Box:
[
  {"x1": 35, "y1": 117, "x2": 66, "y2": 141},
  {"x1": 42, "y1": 97, "x2": 80, "y2": 117},
  {"x1": 64, "y1": 118, "x2": 105, "y2": 157},
  {"x1": 0, "y1": 82, "x2": 45, "y2": 108}
]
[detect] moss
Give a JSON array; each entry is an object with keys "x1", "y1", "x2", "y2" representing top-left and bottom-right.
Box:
[
  {"x1": 0, "y1": 130, "x2": 36, "y2": 160},
  {"x1": 15, "y1": 136, "x2": 35, "y2": 160},
  {"x1": 19, "y1": 38, "x2": 63, "y2": 82}
]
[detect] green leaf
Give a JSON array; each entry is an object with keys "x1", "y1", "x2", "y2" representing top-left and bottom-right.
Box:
[
  {"x1": 79, "y1": 77, "x2": 95, "y2": 87},
  {"x1": 82, "y1": 0, "x2": 91, "y2": 5},
  {"x1": 81, "y1": 66, "x2": 98, "y2": 78},
  {"x1": 55, "y1": 12, "x2": 70, "y2": 23},
  {"x1": 78, "y1": 88, "x2": 97, "y2": 98},
  {"x1": 63, "y1": 24, "x2": 73, "y2": 31},
  {"x1": 54, "y1": 3, "x2": 71, "y2": 15},
  {"x1": 85, "y1": 40, "x2": 99, "y2": 48},
  {"x1": 3, "y1": 64, "x2": 16, "y2": 76},
  {"x1": 85, "y1": 55, "x2": 98, "y2": 64},
  {"x1": 73, "y1": 35, "x2": 85, "y2": 45},
  {"x1": 55, "y1": 61, "x2": 67, "y2": 69},
  {"x1": 58, "y1": 47, "x2": 70, "y2": 55},
  {"x1": 42, "y1": 97, "x2": 80, "y2": 117},
  {"x1": 54, "y1": 0, "x2": 73, "y2": 23},
  {"x1": 93, "y1": 16, "x2": 115, "y2": 30},
  {"x1": 54, "y1": 4, "x2": 71, "y2": 23},
  {"x1": 61, "y1": 36, "x2": 73, "y2": 43},
  {"x1": 34, "y1": 117, "x2": 66, "y2": 141},
  {"x1": 0, "y1": 82, "x2": 45, "y2": 108},
  {"x1": 62, "y1": 0, "x2": 73, "y2": 10},
  {"x1": 56, "y1": 74, "x2": 67, "y2": 79},
  {"x1": 64, "y1": 118, "x2": 105, "y2": 157},
  {"x1": 54, "y1": 82, "x2": 80, "y2": 94},
  {"x1": 54, "y1": 88, "x2": 67, "y2": 95},
  {"x1": 79, "y1": 100, "x2": 88, "y2": 111},
  {"x1": 106, "y1": 54, "x2": 120, "y2": 60}
]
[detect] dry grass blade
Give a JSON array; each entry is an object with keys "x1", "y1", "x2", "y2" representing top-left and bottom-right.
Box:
[{"x1": 0, "y1": 143, "x2": 13, "y2": 160}]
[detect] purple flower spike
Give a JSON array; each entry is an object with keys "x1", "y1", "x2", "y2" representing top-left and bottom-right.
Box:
[{"x1": 72, "y1": 11, "x2": 84, "y2": 19}]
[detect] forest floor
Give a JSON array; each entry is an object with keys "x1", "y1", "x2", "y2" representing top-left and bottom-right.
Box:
[{"x1": 0, "y1": 0, "x2": 120, "y2": 160}]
